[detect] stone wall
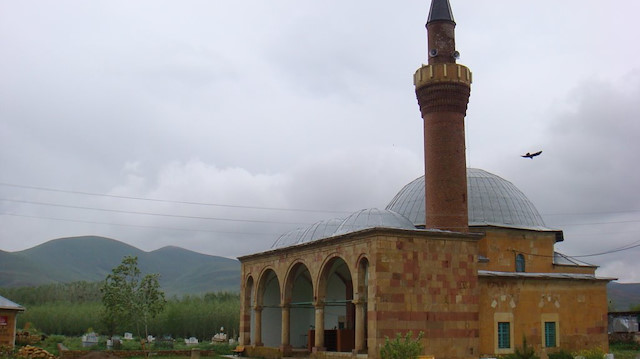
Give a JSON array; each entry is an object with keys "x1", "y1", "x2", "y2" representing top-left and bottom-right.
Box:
[
  {"x1": 239, "y1": 227, "x2": 482, "y2": 359},
  {"x1": 478, "y1": 276, "x2": 609, "y2": 356},
  {"x1": 369, "y1": 232, "x2": 480, "y2": 359},
  {"x1": 58, "y1": 347, "x2": 217, "y2": 359},
  {"x1": 0, "y1": 310, "x2": 18, "y2": 349}
]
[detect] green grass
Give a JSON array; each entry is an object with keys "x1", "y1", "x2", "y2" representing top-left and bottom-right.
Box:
[{"x1": 610, "y1": 342, "x2": 640, "y2": 359}]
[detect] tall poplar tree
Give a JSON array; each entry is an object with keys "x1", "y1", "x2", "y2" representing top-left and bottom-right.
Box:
[{"x1": 101, "y1": 256, "x2": 166, "y2": 338}]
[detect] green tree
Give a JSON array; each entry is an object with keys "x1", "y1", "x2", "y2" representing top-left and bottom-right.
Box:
[
  {"x1": 137, "y1": 273, "x2": 165, "y2": 338},
  {"x1": 100, "y1": 256, "x2": 166, "y2": 338}
]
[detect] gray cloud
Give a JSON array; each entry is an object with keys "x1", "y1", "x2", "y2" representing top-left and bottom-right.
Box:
[{"x1": 1, "y1": 1, "x2": 639, "y2": 283}]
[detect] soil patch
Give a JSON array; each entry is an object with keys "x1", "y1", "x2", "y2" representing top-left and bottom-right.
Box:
[{"x1": 78, "y1": 352, "x2": 121, "y2": 359}]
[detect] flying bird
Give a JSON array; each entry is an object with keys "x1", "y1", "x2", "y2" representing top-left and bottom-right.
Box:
[{"x1": 521, "y1": 150, "x2": 542, "y2": 159}]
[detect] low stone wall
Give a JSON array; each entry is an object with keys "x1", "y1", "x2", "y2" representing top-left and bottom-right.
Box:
[
  {"x1": 245, "y1": 346, "x2": 282, "y2": 359},
  {"x1": 609, "y1": 332, "x2": 640, "y2": 343},
  {"x1": 58, "y1": 347, "x2": 217, "y2": 359}
]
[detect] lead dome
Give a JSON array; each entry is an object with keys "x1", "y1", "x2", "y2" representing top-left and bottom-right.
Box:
[
  {"x1": 386, "y1": 168, "x2": 550, "y2": 230},
  {"x1": 272, "y1": 168, "x2": 553, "y2": 249}
]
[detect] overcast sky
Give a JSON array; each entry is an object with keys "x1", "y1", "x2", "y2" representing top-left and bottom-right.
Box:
[{"x1": 1, "y1": 1, "x2": 639, "y2": 283}]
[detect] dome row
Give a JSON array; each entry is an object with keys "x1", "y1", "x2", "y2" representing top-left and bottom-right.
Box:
[{"x1": 272, "y1": 168, "x2": 550, "y2": 249}]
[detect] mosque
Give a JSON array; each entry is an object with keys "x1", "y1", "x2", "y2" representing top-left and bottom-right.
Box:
[{"x1": 237, "y1": 1, "x2": 611, "y2": 358}]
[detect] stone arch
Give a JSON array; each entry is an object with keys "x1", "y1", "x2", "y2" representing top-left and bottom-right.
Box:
[
  {"x1": 255, "y1": 267, "x2": 282, "y2": 347},
  {"x1": 355, "y1": 255, "x2": 370, "y2": 302},
  {"x1": 283, "y1": 260, "x2": 314, "y2": 349},
  {"x1": 316, "y1": 253, "x2": 352, "y2": 300},
  {"x1": 315, "y1": 254, "x2": 355, "y2": 352}
]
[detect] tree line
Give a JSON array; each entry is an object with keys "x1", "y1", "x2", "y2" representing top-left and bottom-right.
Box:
[{"x1": 0, "y1": 264, "x2": 240, "y2": 340}]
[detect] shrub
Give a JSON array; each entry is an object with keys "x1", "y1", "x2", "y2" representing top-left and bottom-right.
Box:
[
  {"x1": 379, "y1": 331, "x2": 424, "y2": 359},
  {"x1": 503, "y1": 337, "x2": 539, "y2": 359},
  {"x1": 573, "y1": 347, "x2": 605, "y2": 359},
  {"x1": 39, "y1": 335, "x2": 66, "y2": 354},
  {"x1": 548, "y1": 350, "x2": 573, "y2": 359},
  {"x1": 0, "y1": 344, "x2": 14, "y2": 358}
]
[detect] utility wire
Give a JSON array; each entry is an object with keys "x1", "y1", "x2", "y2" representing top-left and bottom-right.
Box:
[
  {"x1": 3, "y1": 181, "x2": 640, "y2": 218},
  {"x1": 2, "y1": 194, "x2": 639, "y2": 231},
  {"x1": 0, "y1": 212, "x2": 279, "y2": 236},
  {"x1": 0, "y1": 198, "x2": 314, "y2": 226},
  {"x1": 512, "y1": 238, "x2": 640, "y2": 260},
  {"x1": 0, "y1": 182, "x2": 351, "y2": 214}
]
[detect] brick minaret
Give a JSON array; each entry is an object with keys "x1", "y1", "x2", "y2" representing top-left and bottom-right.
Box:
[{"x1": 414, "y1": 0, "x2": 472, "y2": 232}]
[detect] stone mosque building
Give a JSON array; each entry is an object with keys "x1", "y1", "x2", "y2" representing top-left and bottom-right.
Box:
[{"x1": 237, "y1": 1, "x2": 612, "y2": 358}]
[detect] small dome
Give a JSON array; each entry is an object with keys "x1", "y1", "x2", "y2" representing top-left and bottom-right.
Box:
[
  {"x1": 386, "y1": 168, "x2": 549, "y2": 230},
  {"x1": 272, "y1": 209, "x2": 415, "y2": 249},
  {"x1": 333, "y1": 208, "x2": 416, "y2": 236},
  {"x1": 298, "y1": 218, "x2": 344, "y2": 243},
  {"x1": 271, "y1": 227, "x2": 307, "y2": 248},
  {"x1": 271, "y1": 218, "x2": 343, "y2": 248}
]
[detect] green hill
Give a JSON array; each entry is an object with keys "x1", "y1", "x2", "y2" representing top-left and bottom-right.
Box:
[
  {"x1": 608, "y1": 281, "x2": 640, "y2": 311},
  {"x1": 0, "y1": 236, "x2": 240, "y2": 296}
]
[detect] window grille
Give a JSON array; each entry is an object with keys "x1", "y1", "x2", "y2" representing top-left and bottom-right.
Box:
[
  {"x1": 498, "y1": 322, "x2": 511, "y2": 349},
  {"x1": 545, "y1": 321, "x2": 556, "y2": 347}
]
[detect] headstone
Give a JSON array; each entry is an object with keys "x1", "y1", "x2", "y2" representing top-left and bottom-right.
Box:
[{"x1": 81, "y1": 333, "x2": 99, "y2": 348}]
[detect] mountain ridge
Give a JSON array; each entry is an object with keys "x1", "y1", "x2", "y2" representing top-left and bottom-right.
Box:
[
  {"x1": 0, "y1": 236, "x2": 240, "y2": 296},
  {"x1": 2, "y1": 236, "x2": 639, "y2": 308}
]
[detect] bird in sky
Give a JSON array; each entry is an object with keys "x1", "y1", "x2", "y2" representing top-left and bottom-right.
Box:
[{"x1": 521, "y1": 150, "x2": 542, "y2": 159}]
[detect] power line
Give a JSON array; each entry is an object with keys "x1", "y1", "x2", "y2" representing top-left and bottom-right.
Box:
[
  {"x1": 554, "y1": 219, "x2": 640, "y2": 226},
  {"x1": 0, "y1": 212, "x2": 279, "y2": 237},
  {"x1": 512, "y1": 238, "x2": 640, "y2": 260},
  {"x1": 2, "y1": 182, "x2": 640, "y2": 221},
  {"x1": 568, "y1": 242, "x2": 640, "y2": 258},
  {"x1": 0, "y1": 182, "x2": 351, "y2": 215},
  {"x1": 0, "y1": 198, "x2": 314, "y2": 226},
  {"x1": 543, "y1": 209, "x2": 640, "y2": 216}
]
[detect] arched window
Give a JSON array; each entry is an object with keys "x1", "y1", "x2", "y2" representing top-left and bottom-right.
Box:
[{"x1": 515, "y1": 254, "x2": 525, "y2": 272}]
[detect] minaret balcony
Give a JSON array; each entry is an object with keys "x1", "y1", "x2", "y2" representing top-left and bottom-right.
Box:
[{"x1": 414, "y1": 63, "x2": 472, "y2": 89}]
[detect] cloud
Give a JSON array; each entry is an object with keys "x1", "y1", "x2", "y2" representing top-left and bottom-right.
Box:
[
  {"x1": 1, "y1": 0, "x2": 640, "y2": 283},
  {"x1": 488, "y1": 72, "x2": 640, "y2": 282}
]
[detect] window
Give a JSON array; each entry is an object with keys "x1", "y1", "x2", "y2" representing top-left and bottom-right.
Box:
[
  {"x1": 498, "y1": 322, "x2": 511, "y2": 349},
  {"x1": 544, "y1": 321, "x2": 557, "y2": 347},
  {"x1": 515, "y1": 254, "x2": 525, "y2": 272},
  {"x1": 495, "y1": 313, "x2": 514, "y2": 354},
  {"x1": 541, "y1": 314, "x2": 559, "y2": 348}
]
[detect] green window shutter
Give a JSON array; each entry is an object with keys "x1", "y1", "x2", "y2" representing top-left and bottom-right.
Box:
[
  {"x1": 545, "y1": 322, "x2": 556, "y2": 347},
  {"x1": 498, "y1": 322, "x2": 510, "y2": 349}
]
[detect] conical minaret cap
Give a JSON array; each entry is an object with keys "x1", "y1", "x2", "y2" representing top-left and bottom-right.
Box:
[{"x1": 427, "y1": 0, "x2": 455, "y2": 24}]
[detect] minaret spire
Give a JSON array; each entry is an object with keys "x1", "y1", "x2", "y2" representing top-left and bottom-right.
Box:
[
  {"x1": 414, "y1": 0, "x2": 472, "y2": 232},
  {"x1": 427, "y1": 0, "x2": 455, "y2": 24}
]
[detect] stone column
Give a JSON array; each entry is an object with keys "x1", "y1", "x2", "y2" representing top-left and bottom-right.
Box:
[
  {"x1": 280, "y1": 304, "x2": 292, "y2": 355},
  {"x1": 354, "y1": 300, "x2": 366, "y2": 353},
  {"x1": 253, "y1": 306, "x2": 263, "y2": 346},
  {"x1": 313, "y1": 302, "x2": 325, "y2": 352}
]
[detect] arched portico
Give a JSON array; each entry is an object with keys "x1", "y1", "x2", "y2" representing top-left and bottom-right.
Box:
[
  {"x1": 255, "y1": 268, "x2": 281, "y2": 347},
  {"x1": 282, "y1": 261, "x2": 314, "y2": 351},
  {"x1": 313, "y1": 255, "x2": 355, "y2": 352}
]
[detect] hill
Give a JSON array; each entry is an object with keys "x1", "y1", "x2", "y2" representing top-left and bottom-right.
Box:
[
  {"x1": 608, "y1": 281, "x2": 640, "y2": 311},
  {"x1": 0, "y1": 236, "x2": 240, "y2": 296}
]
